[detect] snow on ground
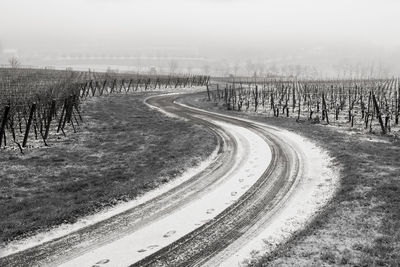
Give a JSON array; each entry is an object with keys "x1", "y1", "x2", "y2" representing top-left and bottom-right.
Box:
[
  {"x1": 217, "y1": 126, "x2": 340, "y2": 267},
  {"x1": 58, "y1": 119, "x2": 272, "y2": 267},
  {"x1": 174, "y1": 106, "x2": 340, "y2": 267}
]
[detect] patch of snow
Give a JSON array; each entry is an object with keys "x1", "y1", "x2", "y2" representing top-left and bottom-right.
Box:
[{"x1": 143, "y1": 94, "x2": 183, "y2": 120}]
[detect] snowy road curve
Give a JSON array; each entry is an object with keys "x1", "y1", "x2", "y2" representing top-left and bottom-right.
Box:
[{"x1": 0, "y1": 93, "x2": 338, "y2": 267}]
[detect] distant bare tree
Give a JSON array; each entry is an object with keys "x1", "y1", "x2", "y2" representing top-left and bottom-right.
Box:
[
  {"x1": 8, "y1": 56, "x2": 21, "y2": 68},
  {"x1": 168, "y1": 60, "x2": 178, "y2": 74}
]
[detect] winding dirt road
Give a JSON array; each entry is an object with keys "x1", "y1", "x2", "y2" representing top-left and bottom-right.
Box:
[{"x1": 0, "y1": 92, "x2": 336, "y2": 267}]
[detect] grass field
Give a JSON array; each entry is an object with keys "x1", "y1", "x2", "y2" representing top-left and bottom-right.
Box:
[
  {"x1": 0, "y1": 92, "x2": 217, "y2": 244},
  {"x1": 181, "y1": 91, "x2": 400, "y2": 266}
]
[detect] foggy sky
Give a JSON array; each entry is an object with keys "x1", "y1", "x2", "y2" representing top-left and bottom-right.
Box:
[{"x1": 1, "y1": 0, "x2": 400, "y2": 75}]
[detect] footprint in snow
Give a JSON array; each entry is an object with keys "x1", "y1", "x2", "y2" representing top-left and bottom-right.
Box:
[
  {"x1": 92, "y1": 259, "x2": 110, "y2": 266},
  {"x1": 163, "y1": 230, "x2": 176, "y2": 238},
  {"x1": 148, "y1": 245, "x2": 159, "y2": 249},
  {"x1": 239, "y1": 178, "x2": 244, "y2": 182},
  {"x1": 137, "y1": 249, "x2": 147, "y2": 253},
  {"x1": 231, "y1": 191, "x2": 238, "y2": 196},
  {"x1": 206, "y1": 208, "x2": 215, "y2": 214}
]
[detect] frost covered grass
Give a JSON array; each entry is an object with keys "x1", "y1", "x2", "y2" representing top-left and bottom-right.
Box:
[{"x1": 0, "y1": 92, "x2": 217, "y2": 245}]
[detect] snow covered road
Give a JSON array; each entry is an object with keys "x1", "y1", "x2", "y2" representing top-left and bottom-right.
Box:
[{"x1": 0, "y1": 92, "x2": 338, "y2": 267}]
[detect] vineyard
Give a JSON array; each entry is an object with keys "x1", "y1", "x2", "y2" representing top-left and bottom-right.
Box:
[
  {"x1": 0, "y1": 67, "x2": 209, "y2": 151},
  {"x1": 207, "y1": 78, "x2": 400, "y2": 134}
]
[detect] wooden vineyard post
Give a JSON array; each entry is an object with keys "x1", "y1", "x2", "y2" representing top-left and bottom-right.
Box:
[
  {"x1": 396, "y1": 89, "x2": 399, "y2": 125},
  {"x1": 292, "y1": 83, "x2": 296, "y2": 112},
  {"x1": 44, "y1": 99, "x2": 56, "y2": 140},
  {"x1": 372, "y1": 93, "x2": 386, "y2": 134},
  {"x1": 22, "y1": 103, "x2": 37, "y2": 147},
  {"x1": 65, "y1": 95, "x2": 75, "y2": 124},
  {"x1": 227, "y1": 86, "x2": 232, "y2": 110},
  {"x1": 86, "y1": 80, "x2": 93, "y2": 98},
  {"x1": 80, "y1": 82, "x2": 88, "y2": 98},
  {"x1": 60, "y1": 96, "x2": 73, "y2": 135},
  {"x1": 100, "y1": 80, "x2": 107, "y2": 96},
  {"x1": 232, "y1": 87, "x2": 236, "y2": 110},
  {"x1": 35, "y1": 109, "x2": 48, "y2": 146},
  {"x1": 297, "y1": 95, "x2": 301, "y2": 122},
  {"x1": 92, "y1": 81, "x2": 98, "y2": 96},
  {"x1": 0, "y1": 105, "x2": 10, "y2": 148},
  {"x1": 322, "y1": 92, "x2": 329, "y2": 124},
  {"x1": 271, "y1": 93, "x2": 275, "y2": 116},
  {"x1": 224, "y1": 86, "x2": 228, "y2": 106},
  {"x1": 206, "y1": 83, "x2": 210, "y2": 101},
  {"x1": 57, "y1": 99, "x2": 67, "y2": 133},
  {"x1": 365, "y1": 91, "x2": 372, "y2": 129},
  {"x1": 110, "y1": 79, "x2": 116, "y2": 94},
  {"x1": 254, "y1": 85, "x2": 258, "y2": 112}
]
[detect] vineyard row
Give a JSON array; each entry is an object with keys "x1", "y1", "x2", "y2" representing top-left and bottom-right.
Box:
[
  {"x1": 206, "y1": 78, "x2": 400, "y2": 134},
  {"x1": 0, "y1": 68, "x2": 209, "y2": 152}
]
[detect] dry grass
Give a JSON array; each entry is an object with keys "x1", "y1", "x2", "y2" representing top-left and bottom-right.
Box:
[
  {"x1": 0, "y1": 92, "x2": 217, "y2": 244},
  {"x1": 181, "y1": 91, "x2": 400, "y2": 266}
]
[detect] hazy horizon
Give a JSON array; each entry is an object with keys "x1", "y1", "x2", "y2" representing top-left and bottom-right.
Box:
[{"x1": 1, "y1": 0, "x2": 400, "y2": 76}]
